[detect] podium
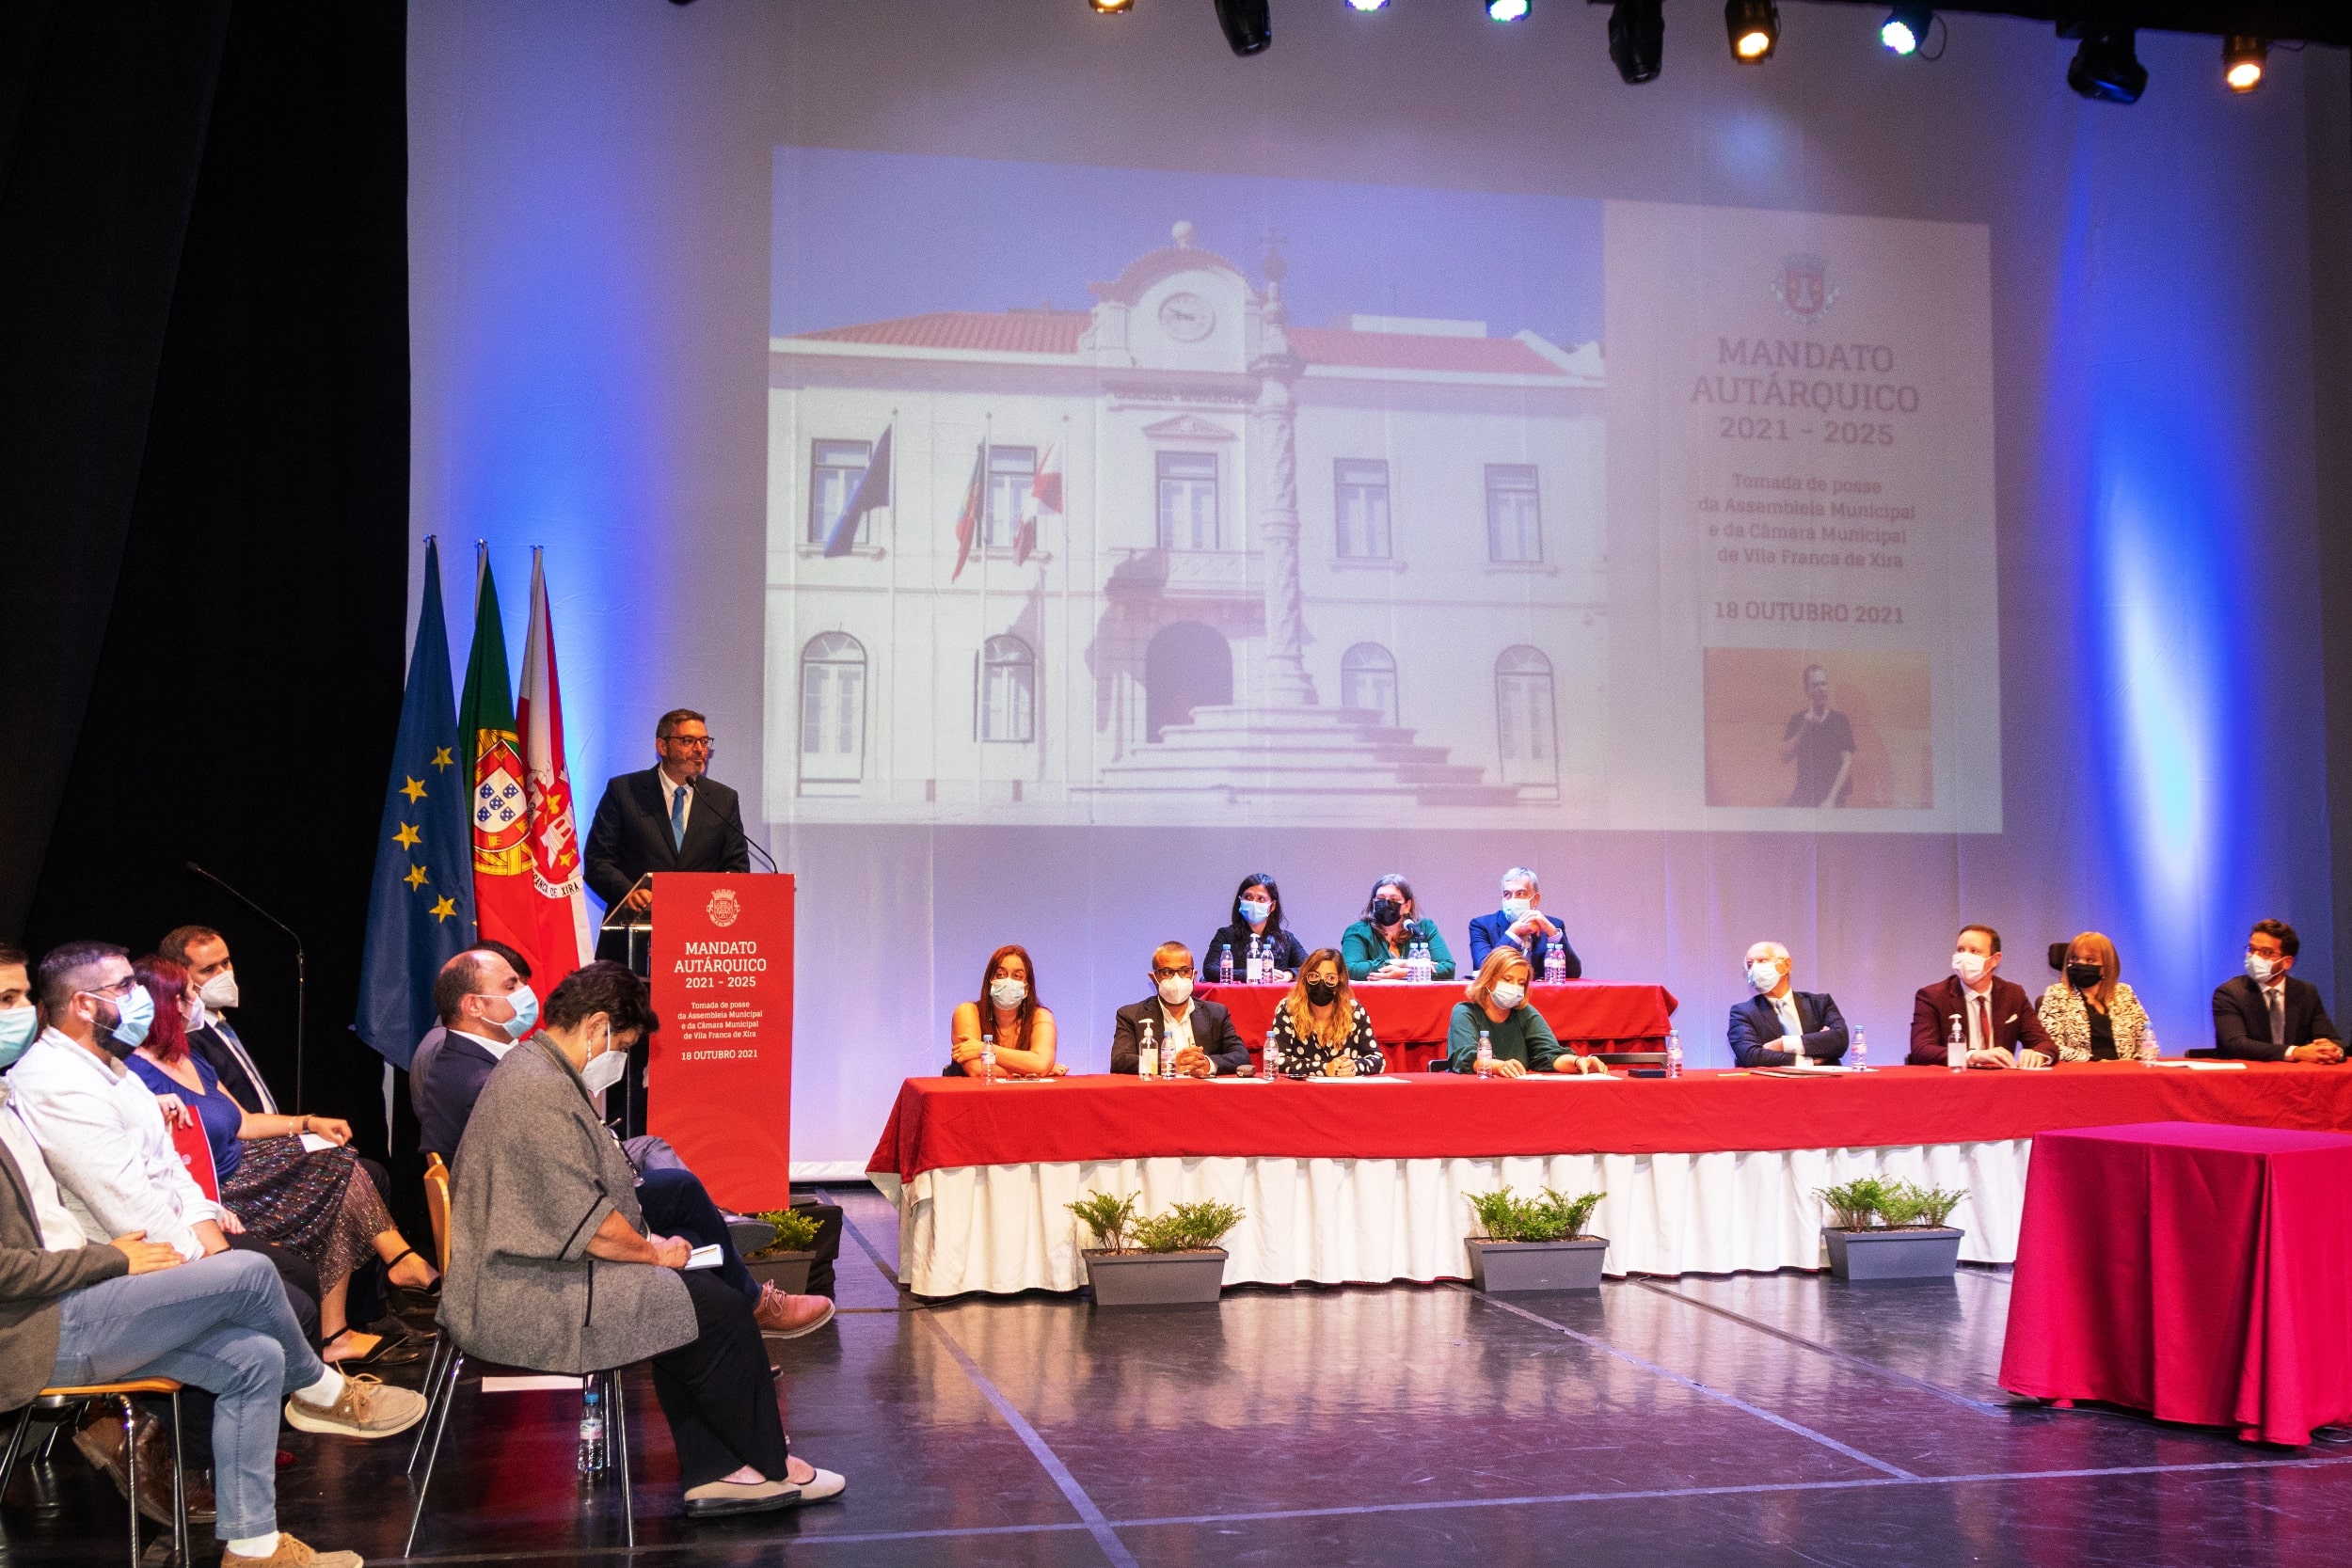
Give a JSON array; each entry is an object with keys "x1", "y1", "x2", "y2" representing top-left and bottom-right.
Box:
[{"x1": 636, "y1": 873, "x2": 796, "y2": 1212}]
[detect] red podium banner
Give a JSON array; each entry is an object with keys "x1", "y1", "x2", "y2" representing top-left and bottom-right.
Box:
[{"x1": 646, "y1": 872, "x2": 794, "y2": 1211}]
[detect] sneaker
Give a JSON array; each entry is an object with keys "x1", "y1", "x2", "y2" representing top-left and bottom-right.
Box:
[
  {"x1": 682, "y1": 1476, "x2": 802, "y2": 1517},
  {"x1": 219, "y1": 1532, "x2": 362, "y2": 1567},
  {"x1": 283, "y1": 1373, "x2": 427, "y2": 1439},
  {"x1": 755, "y1": 1286, "x2": 834, "y2": 1339}
]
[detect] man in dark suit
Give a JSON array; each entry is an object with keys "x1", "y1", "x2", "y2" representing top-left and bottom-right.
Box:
[
  {"x1": 2214, "y1": 919, "x2": 2344, "y2": 1063},
  {"x1": 159, "y1": 926, "x2": 279, "y2": 1115},
  {"x1": 1727, "y1": 941, "x2": 1850, "y2": 1067},
  {"x1": 1465, "y1": 866, "x2": 1581, "y2": 979},
  {"x1": 584, "y1": 708, "x2": 752, "y2": 967},
  {"x1": 1111, "y1": 942, "x2": 1252, "y2": 1077},
  {"x1": 1907, "y1": 924, "x2": 2056, "y2": 1068}
]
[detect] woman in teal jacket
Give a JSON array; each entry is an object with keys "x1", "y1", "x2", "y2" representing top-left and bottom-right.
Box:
[{"x1": 1339, "y1": 874, "x2": 1455, "y2": 980}]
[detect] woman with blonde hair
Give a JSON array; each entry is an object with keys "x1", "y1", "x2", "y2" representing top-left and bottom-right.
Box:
[
  {"x1": 1267, "y1": 949, "x2": 1383, "y2": 1078},
  {"x1": 2036, "y1": 931, "x2": 2159, "y2": 1062},
  {"x1": 1446, "y1": 949, "x2": 1606, "y2": 1076}
]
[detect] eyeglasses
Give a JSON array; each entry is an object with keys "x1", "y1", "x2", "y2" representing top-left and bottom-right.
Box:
[
  {"x1": 81, "y1": 977, "x2": 135, "y2": 999},
  {"x1": 1153, "y1": 966, "x2": 1197, "y2": 980},
  {"x1": 661, "y1": 735, "x2": 716, "y2": 752}
]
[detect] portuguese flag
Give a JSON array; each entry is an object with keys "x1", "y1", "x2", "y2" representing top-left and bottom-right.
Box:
[{"x1": 459, "y1": 549, "x2": 571, "y2": 991}]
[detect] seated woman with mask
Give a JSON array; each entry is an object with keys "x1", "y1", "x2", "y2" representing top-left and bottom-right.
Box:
[
  {"x1": 1266, "y1": 949, "x2": 1383, "y2": 1078},
  {"x1": 947, "y1": 945, "x2": 1066, "y2": 1079},
  {"x1": 2036, "y1": 931, "x2": 2159, "y2": 1062},
  {"x1": 1203, "y1": 875, "x2": 1307, "y2": 984},
  {"x1": 1340, "y1": 875, "x2": 1455, "y2": 981},
  {"x1": 1445, "y1": 950, "x2": 1604, "y2": 1075},
  {"x1": 126, "y1": 956, "x2": 438, "y2": 1362},
  {"x1": 444, "y1": 961, "x2": 846, "y2": 1518}
]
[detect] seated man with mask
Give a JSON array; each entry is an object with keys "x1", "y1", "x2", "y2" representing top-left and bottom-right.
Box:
[
  {"x1": 418, "y1": 946, "x2": 830, "y2": 1338},
  {"x1": 1726, "y1": 942, "x2": 1851, "y2": 1067},
  {"x1": 0, "y1": 944, "x2": 34, "y2": 1069},
  {"x1": 443, "y1": 961, "x2": 844, "y2": 1518},
  {"x1": 1907, "y1": 924, "x2": 2055, "y2": 1069},
  {"x1": 1465, "y1": 867, "x2": 1581, "y2": 979},
  {"x1": 1110, "y1": 942, "x2": 1251, "y2": 1077}
]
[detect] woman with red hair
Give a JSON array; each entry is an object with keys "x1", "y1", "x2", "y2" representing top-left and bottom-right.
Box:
[{"x1": 128, "y1": 957, "x2": 437, "y2": 1362}]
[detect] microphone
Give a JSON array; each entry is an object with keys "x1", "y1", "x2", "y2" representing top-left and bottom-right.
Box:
[
  {"x1": 691, "y1": 778, "x2": 778, "y2": 872},
  {"x1": 184, "y1": 861, "x2": 308, "y2": 1113}
]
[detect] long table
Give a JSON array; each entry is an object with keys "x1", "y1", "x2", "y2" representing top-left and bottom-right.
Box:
[
  {"x1": 866, "y1": 1064, "x2": 2352, "y2": 1297},
  {"x1": 1198, "y1": 980, "x2": 1677, "y2": 1073}
]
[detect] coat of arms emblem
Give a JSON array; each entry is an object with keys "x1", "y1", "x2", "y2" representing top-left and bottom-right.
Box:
[
  {"x1": 1772, "y1": 254, "x2": 1838, "y2": 323},
  {"x1": 707, "y1": 889, "x2": 741, "y2": 928}
]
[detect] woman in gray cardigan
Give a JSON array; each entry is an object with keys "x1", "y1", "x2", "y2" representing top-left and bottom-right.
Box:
[{"x1": 440, "y1": 961, "x2": 844, "y2": 1518}]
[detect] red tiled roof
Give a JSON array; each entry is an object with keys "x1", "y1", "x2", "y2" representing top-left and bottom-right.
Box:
[{"x1": 787, "y1": 310, "x2": 1570, "y2": 376}]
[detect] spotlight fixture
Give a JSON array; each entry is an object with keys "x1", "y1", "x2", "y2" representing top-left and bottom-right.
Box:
[
  {"x1": 1345, "y1": 0, "x2": 1391, "y2": 10},
  {"x1": 1089, "y1": 0, "x2": 1134, "y2": 12},
  {"x1": 1609, "y1": 1, "x2": 1664, "y2": 84},
  {"x1": 1214, "y1": 0, "x2": 1272, "y2": 53},
  {"x1": 1724, "y1": 0, "x2": 1778, "y2": 62},
  {"x1": 2223, "y1": 35, "x2": 2267, "y2": 93},
  {"x1": 1487, "y1": 0, "x2": 1532, "y2": 22},
  {"x1": 1880, "y1": 6, "x2": 1931, "y2": 56},
  {"x1": 2066, "y1": 25, "x2": 2145, "y2": 104}
]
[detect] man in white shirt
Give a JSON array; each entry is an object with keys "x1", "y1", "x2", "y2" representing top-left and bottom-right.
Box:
[{"x1": 1109, "y1": 943, "x2": 1251, "y2": 1076}]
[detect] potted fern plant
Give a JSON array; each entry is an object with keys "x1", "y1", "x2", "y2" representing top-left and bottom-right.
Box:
[
  {"x1": 1816, "y1": 1178, "x2": 1966, "y2": 1281},
  {"x1": 1066, "y1": 1193, "x2": 1242, "y2": 1307},
  {"x1": 741, "y1": 1207, "x2": 824, "y2": 1294},
  {"x1": 1464, "y1": 1187, "x2": 1609, "y2": 1291}
]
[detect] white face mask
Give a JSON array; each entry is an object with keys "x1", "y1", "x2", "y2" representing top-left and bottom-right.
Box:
[
  {"x1": 198, "y1": 970, "x2": 239, "y2": 1011},
  {"x1": 989, "y1": 976, "x2": 1026, "y2": 1010},
  {"x1": 1239, "y1": 899, "x2": 1273, "y2": 927},
  {"x1": 1489, "y1": 982, "x2": 1526, "y2": 1011},
  {"x1": 1502, "y1": 897, "x2": 1533, "y2": 921},
  {"x1": 1157, "y1": 974, "x2": 1194, "y2": 1006},
  {"x1": 2246, "y1": 952, "x2": 2278, "y2": 984},
  {"x1": 580, "y1": 1027, "x2": 629, "y2": 1095},
  {"x1": 1746, "y1": 961, "x2": 1780, "y2": 992},
  {"x1": 1952, "y1": 951, "x2": 1990, "y2": 985}
]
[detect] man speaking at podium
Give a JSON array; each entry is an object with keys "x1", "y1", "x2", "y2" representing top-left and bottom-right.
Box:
[{"x1": 585, "y1": 709, "x2": 753, "y2": 966}]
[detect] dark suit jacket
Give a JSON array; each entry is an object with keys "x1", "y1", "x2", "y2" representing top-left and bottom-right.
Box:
[
  {"x1": 416, "y1": 1030, "x2": 507, "y2": 1158},
  {"x1": 0, "y1": 1107, "x2": 129, "y2": 1409},
  {"x1": 2212, "y1": 974, "x2": 2342, "y2": 1061},
  {"x1": 1727, "y1": 990, "x2": 1849, "y2": 1067},
  {"x1": 1907, "y1": 976, "x2": 2054, "y2": 1064},
  {"x1": 584, "y1": 767, "x2": 752, "y2": 908},
  {"x1": 1465, "y1": 911, "x2": 1582, "y2": 979},
  {"x1": 191, "y1": 1021, "x2": 273, "y2": 1114},
  {"x1": 1109, "y1": 997, "x2": 1250, "y2": 1076},
  {"x1": 1203, "y1": 925, "x2": 1308, "y2": 976}
]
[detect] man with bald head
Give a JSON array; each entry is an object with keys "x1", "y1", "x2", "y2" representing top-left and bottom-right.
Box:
[
  {"x1": 1726, "y1": 941, "x2": 1851, "y2": 1068},
  {"x1": 414, "y1": 948, "x2": 534, "y2": 1161}
]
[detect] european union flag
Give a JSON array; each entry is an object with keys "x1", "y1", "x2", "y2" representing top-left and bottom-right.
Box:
[
  {"x1": 822, "y1": 424, "x2": 891, "y2": 557},
  {"x1": 355, "y1": 537, "x2": 476, "y2": 1068}
]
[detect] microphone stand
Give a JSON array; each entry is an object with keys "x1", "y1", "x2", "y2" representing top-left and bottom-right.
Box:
[
  {"x1": 185, "y1": 861, "x2": 306, "y2": 1112},
  {"x1": 691, "y1": 778, "x2": 778, "y2": 872}
]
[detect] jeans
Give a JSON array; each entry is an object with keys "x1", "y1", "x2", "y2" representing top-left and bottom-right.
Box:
[{"x1": 50, "y1": 1249, "x2": 326, "y2": 1540}]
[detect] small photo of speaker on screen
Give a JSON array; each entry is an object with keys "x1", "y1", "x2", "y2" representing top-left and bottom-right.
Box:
[{"x1": 1703, "y1": 648, "x2": 1931, "y2": 810}]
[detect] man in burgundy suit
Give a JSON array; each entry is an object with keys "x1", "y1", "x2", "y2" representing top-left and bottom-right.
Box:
[{"x1": 1907, "y1": 924, "x2": 2058, "y2": 1068}]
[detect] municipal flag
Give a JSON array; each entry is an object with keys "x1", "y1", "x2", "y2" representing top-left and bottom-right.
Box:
[
  {"x1": 823, "y1": 425, "x2": 892, "y2": 558},
  {"x1": 355, "y1": 538, "x2": 475, "y2": 1067},
  {"x1": 1017, "y1": 441, "x2": 1061, "y2": 566},
  {"x1": 515, "y1": 547, "x2": 594, "y2": 980},
  {"x1": 458, "y1": 550, "x2": 557, "y2": 991}
]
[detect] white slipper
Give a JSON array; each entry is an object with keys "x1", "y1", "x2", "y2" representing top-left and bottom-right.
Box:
[{"x1": 788, "y1": 1467, "x2": 847, "y2": 1504}]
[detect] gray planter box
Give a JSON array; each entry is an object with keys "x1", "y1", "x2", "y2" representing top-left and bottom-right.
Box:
[
  {"x1": 1082, "y1": 1247, "x2": 1230, "y2": 1307},
  {"x1": 746, "y1": 1251, "x2": 815, "y2": 1294},
  {"x1": 1821, "y1": 1227, "x2": 1963, "y2": 1282},
  {"x1": 1466, "y1": 1235, "x2": 1610, "y2": 1292}
]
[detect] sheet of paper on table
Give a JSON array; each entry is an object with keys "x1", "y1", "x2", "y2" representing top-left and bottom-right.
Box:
[{"x1": 1303, "y1": 1075, "x2": 1410, "y2": 1084}]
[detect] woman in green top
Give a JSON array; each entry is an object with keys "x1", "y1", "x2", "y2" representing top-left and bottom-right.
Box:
[
  {"x1": 1340, "y1": 874, "x2": 1455, "y2": 980},
  {"x1": 1447, "y1": 950, "x2": 1604, "y2": 1075}
]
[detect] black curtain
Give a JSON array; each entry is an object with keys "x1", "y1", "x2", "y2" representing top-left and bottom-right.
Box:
[{"x1": 0, "y1": 3, "x2": 409, "y2": 1168}]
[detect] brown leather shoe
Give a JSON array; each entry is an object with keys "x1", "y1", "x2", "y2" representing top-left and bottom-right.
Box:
[
  {"x1": 73, "y1": 1408, "x2": 215, "y2": 1525},
  {"x1": 754, "y1": 1285, "x2": 834, "y2": 1339},
  {"x1": 218, "y1": 1532, "x2": 362, "y2": 1568}
]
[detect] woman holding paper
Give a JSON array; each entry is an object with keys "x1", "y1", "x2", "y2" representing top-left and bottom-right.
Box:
[
  {"x1": 1266, "y1": 949, "x2": 1384, "y2": 1078},
  {"x1": 127, "y1": 956, "x2": 438, "y2": 1361},
  {"x1": 1446, "y1": 951, "x2": 1605, "y2": 1076}
]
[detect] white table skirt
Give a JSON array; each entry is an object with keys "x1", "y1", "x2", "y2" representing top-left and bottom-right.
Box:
[{"x1": 872, "y1": 1141, "x2": 2031, "y2": 1297}]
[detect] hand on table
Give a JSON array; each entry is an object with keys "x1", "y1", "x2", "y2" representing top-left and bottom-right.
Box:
[
  {"x1": 2017, "y1": 1049, "x2": 2052, "y2": 1070},
  {"x1": 2288, "y1": 1041, "x2": 2345, "y2": 1064},
  {"x1": 1266, "y1": 969, "x2": 1294, "y2": 985},
  {"x1": 1326, "y1": 1057, "x2": 1357, "y2": 1079},
  {"x1": 1491, "y1": 1058, "x2": 1528, "y2": 1079},
  {"x1": 1556, "y1": 1054, "x2": 1605, "y2": 1076},
  {"x1": 1170, "y1": 1046, "x2": 1214, "y2": 1080},
  {"x1": 1966, "y1": 1049, "x2": 2013, "y2": 1069},
  {"x1": 1372, "y1": 961, "x2": 1412, "y2": 981}
]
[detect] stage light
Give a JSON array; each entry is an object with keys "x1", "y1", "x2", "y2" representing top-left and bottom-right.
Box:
[
  {"x1": 1214, "y1": 0, "x2": 1271, "y2": 52},
  {"x1": 1089, "y1": 0, "x2": 1133, "y2": 13},
  {"x1": 2066, "y1": 26, "x2": 2145, "y2": 104},
  {"x1": 1487, "y1": 0, "x2": 1531, "y2": 23},
  {"x1": 1608, "y1": 1, "x2": 1664, "y2": 84},
  {"x1": 2222, "y1": 36, "x2": 2266, "y2": 93},
  {"x1": 1724, "y1": 0, "x2": 1777, "y2": 62},
  {"x1": 1345, "y1": 0, "x2": 1391, "y2": 10},
  {"x1": 1881, "y1": 7, "x2": 1931, "y2": 55}
]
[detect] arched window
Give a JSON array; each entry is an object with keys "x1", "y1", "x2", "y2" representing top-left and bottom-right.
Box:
[
  {"x1": 1494, "y1": 645, "x2": 1558, "y2": 787},
  {"x1": 977, "y1": 635, "x2": 1036, "y2": 743},
  {"x1": 799, "y1": 631, "x2": 866, "y2": 784},
  {"x1": 1340, "y1": 642, "x2": 1398, "y2": 726}
]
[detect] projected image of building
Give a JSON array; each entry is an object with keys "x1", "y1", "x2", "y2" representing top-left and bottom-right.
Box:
[{"x1": 764, "y1": 222, "x2": 1605, "y2": 827}]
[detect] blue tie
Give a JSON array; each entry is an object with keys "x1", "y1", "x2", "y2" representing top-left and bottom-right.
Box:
[{"x1": 669, "y1": 783, "x2": 688, "y2": 851}]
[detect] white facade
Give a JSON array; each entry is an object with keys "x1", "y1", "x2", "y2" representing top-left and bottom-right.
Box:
[{"x1": 763, "y1": 226, "x2": 1606, "y2": 828}]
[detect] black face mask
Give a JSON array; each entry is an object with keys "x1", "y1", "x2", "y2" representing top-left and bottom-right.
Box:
[
  {"x1": 2066, "y1": 962, "x2": 2104, "y2": 991},
  {"x1": 1371, "y1": 898, "x2": 1403, "y2": 927},
  {"x1": 1305, "y1": 979, "x2": 1340, "y2": 1006}
]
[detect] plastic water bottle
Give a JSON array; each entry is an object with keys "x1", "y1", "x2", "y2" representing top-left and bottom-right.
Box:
[
  {"x1": 1475, "y1": 1030, "x2": 1495, "y2": 1080},
  {"x1": 1263, "y1": 1025, "x2": 1281, "y2": 1081},
  {"x1": 1851, "y1": 1026, "x2": 1867, "y2": 1072},
  {"x1": 1246, "y1": 936, "x2": 1263, "y2": 986},
  {"x1": 980, "y1": 1029, "x2": 996, "y2": 1083},
  {"x1": 1544, "y1": 945, "x2": 1566, "y2": 985},
  {"x1": 1947, "y1": 1014, "x2": 1966, "y2": 1072},
  {"x1": 1666, "y1": 1027, "x2": 1684, "y2": 1079},
  {"x1": 1219, "y1": 945, "x2": 1234, "y2": 985},
  {"x1": 1138, "y1": 1021, "x2": 1159, "y2": 1081},
  {"x1": 577, "y1": 1382, "x2": 604, "y2": 1474},
  {"x1": 1413, "y1": 942, "x2": 1433, "y2": 984}
]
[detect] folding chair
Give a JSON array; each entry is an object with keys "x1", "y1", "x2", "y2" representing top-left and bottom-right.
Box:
[{"x1": 1, "y1": 1377, "x2": 191, "y2": 1568}]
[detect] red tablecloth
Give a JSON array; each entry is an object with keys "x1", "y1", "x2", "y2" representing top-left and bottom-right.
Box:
[
  {"x1": 1998, "y1": 1121, "x2": 2352, "y2": 1445},
  {"x1": 868, "y1": 1063, "x2": 2352, "y2": 1182},
  {"x1": 1198, "y1": 981, "x2": 1678, "y2": 1073}
]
